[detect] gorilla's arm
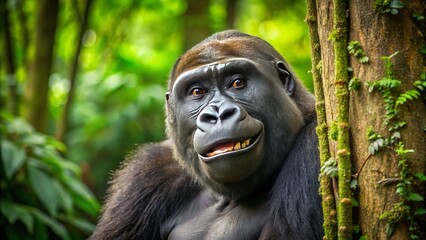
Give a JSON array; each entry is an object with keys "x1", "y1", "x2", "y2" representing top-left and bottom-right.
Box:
[
  {"x1": 264, "y1": 120, "x2": 323, "y2": 240},
  {"x1": 91, "y1": 141, "x2": 200, "y2": 240}
]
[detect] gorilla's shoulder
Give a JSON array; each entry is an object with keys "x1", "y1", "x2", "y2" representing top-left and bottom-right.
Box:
[
  {"x1": 91, "y1": 141, "x2": 200, "y2": 239},
  {"x1": 108, "y1": 140, "x2": 192, "y2": 195}
]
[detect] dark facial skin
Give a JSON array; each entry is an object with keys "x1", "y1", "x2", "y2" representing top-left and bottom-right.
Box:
[{"x1": 167, "y1": 53, "x2": 303, "y2": 198}]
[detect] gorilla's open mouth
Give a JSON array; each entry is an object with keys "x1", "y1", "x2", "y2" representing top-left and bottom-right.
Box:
[{"x1": 203, "y1": 132, "x2": 261, "y2": 158}]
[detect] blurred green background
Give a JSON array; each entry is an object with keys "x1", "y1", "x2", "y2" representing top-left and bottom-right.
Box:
[{"x1": 1, "y1": 0, "x2": 312, "y2": 238}]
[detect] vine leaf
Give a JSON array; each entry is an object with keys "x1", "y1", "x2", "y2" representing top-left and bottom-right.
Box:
[
  {"x1": 395, "y1": 89, "x2": 421, "y2": 107},
  {"x1": 390, "y1": 0, "x2": 404, "y2": 9},
  {"x1": 414, "y1": 208, "x2": 426, "y2": 215},
  {"x1": 414, "y1": 173, "x2": 426, "y2": 181},
  {"x1": 407, "y1": 193, "x2": 424, "y2": 202}
]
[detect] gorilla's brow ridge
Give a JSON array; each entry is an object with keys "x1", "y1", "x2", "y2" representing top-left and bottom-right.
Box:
[{"x1": 172, "y1": 58, "x2": 258, "y2": 92}]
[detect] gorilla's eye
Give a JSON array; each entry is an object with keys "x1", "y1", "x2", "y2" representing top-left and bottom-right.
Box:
[
  {"x1": 231, "y1": 78, "x2": 246, "y2": 88},
  {"x1": 190, "y1": 88, "x2": 207, "y2": 97}
]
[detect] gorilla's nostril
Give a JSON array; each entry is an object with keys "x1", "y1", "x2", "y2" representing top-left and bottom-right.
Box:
[
  {"x1": 219, "y1": 108, "x2": 236, "y2": 120},
  {"x1": 200, "y1": 113, "x2": 218, "y2": 124}
]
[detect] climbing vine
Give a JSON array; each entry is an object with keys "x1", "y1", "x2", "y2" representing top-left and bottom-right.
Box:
[
  {"x1": 347, "y1": 41, "x2": 369, "y2": 64},
  {"x1": 365, "y1": 52, "x2": 426, "y2": 239}
]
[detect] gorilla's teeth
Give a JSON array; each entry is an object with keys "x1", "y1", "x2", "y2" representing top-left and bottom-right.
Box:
[
  {"x1": 206, "y1": 152, "x2": 215, "y2": 157},
  {"x1": 206, "y1": 138, "x2": 253, "y2": 157},
  {"x1": 236, "y1": 138, "x2": 251, "y2": 150}
]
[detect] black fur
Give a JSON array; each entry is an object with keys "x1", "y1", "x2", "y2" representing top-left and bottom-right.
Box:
[{"x1": 91, "y1": 141, "x2": 200, "y2": 239}]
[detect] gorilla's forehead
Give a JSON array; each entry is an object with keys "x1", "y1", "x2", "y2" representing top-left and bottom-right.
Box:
[{"x1": 172, "y1": 58, "x2": 261, "y2": 90}]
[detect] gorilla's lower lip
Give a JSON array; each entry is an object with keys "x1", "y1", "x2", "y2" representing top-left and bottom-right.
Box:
[{"x1": 202, "y1": 132, "x2": 262, "y2": 158}]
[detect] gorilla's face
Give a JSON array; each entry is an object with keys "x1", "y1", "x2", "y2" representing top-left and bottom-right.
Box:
[{"x1": 166, "y1": 38, "x2": 304, "y2": 198}]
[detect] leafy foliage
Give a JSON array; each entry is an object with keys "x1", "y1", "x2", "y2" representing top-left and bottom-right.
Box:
[
  {"x1": 320, "y1": 157, "x2": 338, "y2": 177},
  {"x1": 395, "y1": 90, "x2": 421, "y2": 107},
  {"x1": 348, "y1": 77, "x2": 361, "y2": 91},
  {"x1": 0, "y1": 112, "x2": 99, "y2": 239},
  {"x1": 375, "y1": 0, "x2": 405, "y2": 15},
  {"x1": 347, "y1": 41, "x2": 369, "y2": 63}
]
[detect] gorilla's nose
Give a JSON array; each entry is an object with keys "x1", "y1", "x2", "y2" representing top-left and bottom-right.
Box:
[{"x1": 197, "y1": 103, "x2": 245, "y2": 131}]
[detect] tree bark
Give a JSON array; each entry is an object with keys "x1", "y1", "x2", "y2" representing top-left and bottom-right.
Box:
[
  {"x1": 306, "y1": 0, "x2": 338, "y2": 239},
  {"x1": 315, "y1": 0, "x2": 426, "y2": 239},
  {"x1": 24, "y1": 0, "x2": 59, "y2": 132},
  {"x1": 56, "y1": 0, "x2": 93, "y2": 142}
]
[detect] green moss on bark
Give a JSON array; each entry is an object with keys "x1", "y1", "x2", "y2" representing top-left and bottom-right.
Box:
[
  {"x1": 306, "y1": 0, "x2": 338, "y2": 239},
  {"x1": 332, "y1": 0, "x2": 353, "y2": 239}
]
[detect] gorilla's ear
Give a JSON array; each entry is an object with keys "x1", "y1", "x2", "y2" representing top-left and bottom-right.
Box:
[
  {"x1": 276, "y1": 61, "x2": 295, "y2": 96},
  {"x1": 165, "y1": 92, "x2": 170, "y2": 101}
]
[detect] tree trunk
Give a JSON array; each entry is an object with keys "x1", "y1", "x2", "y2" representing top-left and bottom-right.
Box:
[
  {"x1": 1, "y1": 0, "x2": 19, "y2": 115},
  {"x1": 56, "y1": 0, "x2": 93, "y2": 142},
  {"x1": 314, "y1": 0, "x2": 426, "y2": 239},
  {"x1": 24, "y1": 0, "x2": 59, "y2": 132},
  {"x1": 183, "y1": 0, "x2": 212, "y2": 51},
  {"x1": 226, "y1": 0, "x2": 238, "y2": 29}
]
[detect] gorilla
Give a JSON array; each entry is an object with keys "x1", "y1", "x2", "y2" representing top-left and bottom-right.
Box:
[{"x1": 91, "y1": 30, "x2": 323, "y2": 240}]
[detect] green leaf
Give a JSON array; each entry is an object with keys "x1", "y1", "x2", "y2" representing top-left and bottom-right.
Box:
[
  {"x1": 407, "y1": 193, "x2": 424, "y2": 201},
  {"x1": 390, "y1": 0, "x2": 404, "y2": 9},
  {"x1": 29, "y1": 208, "x2": 70, "y2": 240},
  {"x1": 64, "y1": 176, "x2": 100, "y2": 216},
  {"x1": 6, "y1": 118, "x2": 33, "y2": 135},
  {"x1": 414, "y1": 15, "x2": 425, "y2": 21},
  {"x1": 385, "y1": 222, "x2": 394, "y2": 237},
  {"x1": 46, "y1": 136, "x2": 67, "y2": 152},
  {"x1": 414, "y1": 208, "x2": 426, "y2": 215},
  {"x1": 396, "y1": 186, "x2": 405, "y2": 195},
  {"x1": 368, "y1": 144, "x2": 376, "y2": 155},
  {"x1": 73, "y1": 194, "x2": 100, "y2": 217},
  {"x1": 410, "y1": 234, "x2": 420, "y2": 239},
  {"x1": 54, "y1": 181, "x2": 73, "y2": 214},
  {"x1": 414, "y1": 173, "x2": 426, "y2": 181},
  {"x1": 392, "y1": 132, "x2": 401, "y2": 139},
  {"x1": 59, "y1": 215, "x2": 95, "y2": 234},
  {"x1": 0, "y1": 200, "x2": 34, "y2": 233},
  {"x1": 28, "y1": 166, "x2": 60, "y2": 217},
  {"x1": 1, "y1": 140, "x2": 26, "y2": 179},
  {"x1": 348, "y1": 77, "x2": 361, "y2": 91},
  {"x1": 350, "y1": 179, "x2": 358, "y2": 189},
  {"x1": 64, "y1": 175, "x2": 95, "y2": 200},
  {"x1": 352, "y1": 198, "x2": 359, "y2": 207},
  {"x1": 21, "y1": 133, "x2": 47, "y2": 146},
  {"x1": 320, "y1": 158, "x2": 338, "y2": 177},
  {"x1": 359, "y1": 56, "x2": 369, "y2": 63}
]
